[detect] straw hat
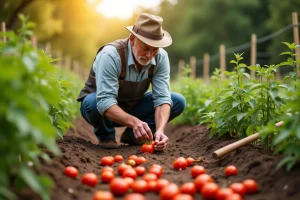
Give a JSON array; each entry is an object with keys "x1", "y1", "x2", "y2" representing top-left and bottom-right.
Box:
[{"x1": 125, "y1": 13, "x2": 172, "y2": 48}]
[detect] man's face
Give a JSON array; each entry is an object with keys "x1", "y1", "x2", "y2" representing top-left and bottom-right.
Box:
[{"x1": 131, "y1": 37, "x2": 159, "y2": 66}]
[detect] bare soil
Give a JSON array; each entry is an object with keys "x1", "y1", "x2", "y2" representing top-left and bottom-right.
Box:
[{"x1": 20, "y1": 117, "x2": 300, "y2": 200}]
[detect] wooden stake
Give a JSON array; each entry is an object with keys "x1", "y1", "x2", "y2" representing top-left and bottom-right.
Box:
[
  {"x1": 203, "y1": 53, "x2": 210, "y2": 83},
  {"x1": 220, "y1": 44, "x2": 226, "y2": 79},
  {"x1": 190, "y1": 56, "x2": 196, "y2": 79},
  {"x1": 250, "y1": 34, "x2": 257, "y2": 79},
  {"x1": 212, "y1": 121, "x2": 284, "y2": 159},
  {"x1": 64, "y1": 56, "x2": 71, "y2": 71},
  {"x1": 178, "y1": 59, "x2": 185, "y2": 77},
  {"x1": 1, "y1": 22, "x2": 6, "y2": 43},
  {"x1": 292, "y1": 12, "x2": 300, "y2": 76},
  {"x1": 56, "y1": 49, "x2": 63, "y2": 69}
]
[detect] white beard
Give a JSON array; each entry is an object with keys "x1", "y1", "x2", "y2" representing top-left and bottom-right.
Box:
[{"x1": 132, "y1": 45, "x2": 151, "y2": 66}]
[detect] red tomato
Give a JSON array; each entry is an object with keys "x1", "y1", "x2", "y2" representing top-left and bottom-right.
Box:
[
  {"x1": 216, "y1": 188, "x2": 234, "y2": 200},
  {"x1": 81, "y1": 173, "x2": 98, "y2": 187},
  {"x1": 224, "y1": 165, "x2": 238, "y2": 176},
  {"x1": 101, "y1": 171, "x2": 114, "y2": 183},
  {"x1": 123, "y1": 193, "x2": 146, "y2": 200},
  {"x1": 124, "y1": 177, "x2": 134, "y2": 188},
  {"x1": 127, "y1": 159, "x2": 136, "y2": 167},
  {"x1": 194, "y1": 174, "x2": 213, "y2": 190},
  {"x1": 172, "y1": 194, "x2": 194, "y2": 200},
  {"x1": 147, "y1": 180, "x2": 158, "y2": 192},
  {"x1": 160, "y1": 183, "x2": 180, "y2": 200},
  {"x1": 151, "y1": 164, "x2": 163, "y2": 170},
  {"x1": 186, "y1": 157, "x2": 195, "y2": 166},
  {"x1": 173, "y1": 157, "x2": 187, "y2": 170},
  {"x1": 242, "y1": 179, "x2": 258, "y2": 194},
  {"x1": 118, "y1": 163, "x2": 132, "y2": 175},
  {"x1": 148, "y1": 166, "x2": 163, "y2": 178},
  {"x1": 191, "y1": 165, "x2": 206, "y2": 178},
  {"x1": 201, "y1": 182, "x2": 220, "y2": 199},
  {"x1": 135, "y1": 166, "x2": 146, "y2": 176},
  {"x1": 114, "y1": 155, "x2": 124, "y2": 162},
  {"x1": 122, "y1": 168, "x2": 137, "y2": 179},
  {"x1": 64, "y1": 166, "x2": 78, "y2": 178},
  {"x1": 229, "y1": 183, "x2": 246, "y2": 196},
  {"x1": 131, "y1": 179, "x2": 148, "y2": 194},
  {"x1": 128, "y1": 155, "x2": 138, "y2": 160},
  {"x1": 135, "y1": 156, "x2": 147, "y2": 165},
  {"x1": 180, "y1": 182, "x2": 197, "y2": 196},
  {"x1": 110, "y1": 178, "x2": 129, "y2": 196},
  {"x1": 156, "y1": 179, "x2": 170, "y2": 192},
  {"x1": 141, "y1": 143, "x2": 154, "y2": 153},
  {"x1": 225, "y1": 193, "x2": 243, "y2": 200},
  {"x1": 143, "y1": 173, "x2": 158, "y2": 182},
  {"x1": 93, "y1": 191, "x2": 114, "y2": 200},
  {"x1": 101, "y1": 156, "x2": 114, "y2": 166},
  {"x1": 101, "y1": 166, "x2": 114, "y2": 174}
]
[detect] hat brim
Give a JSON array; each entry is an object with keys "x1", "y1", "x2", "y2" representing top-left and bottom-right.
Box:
[{"x1": 125, "y1": 26, "x2": 172, "y2": 48}]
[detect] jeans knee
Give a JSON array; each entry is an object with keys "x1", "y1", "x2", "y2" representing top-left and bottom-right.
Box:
[{"x1": 171, "y1": 92, "x2": 186, "y2": 115}]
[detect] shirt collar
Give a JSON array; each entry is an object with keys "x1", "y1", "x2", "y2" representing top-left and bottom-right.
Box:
[{"x1": 127, "y1": 40, "x2": 156, "y2": 67}]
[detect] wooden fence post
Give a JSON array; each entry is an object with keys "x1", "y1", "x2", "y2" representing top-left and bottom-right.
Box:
[
  {"x1": 203, "y1": 53, "x2": 210, "y2": 83},
  {"x1": 190, "y1": 56, "x2": 196, "y2": 79},
  {"x1": 64, "y1": 56, "x2": 71, "y2": 71},
  {"x1": 251, "y1": 34, "x2": 257, "y2": 79},
  {"x1": 178, "y1": 59, "x2": 185, "y2": 77},
  {"x1": 45, "y1": 42, "x2": 51, "y2": 55},
  {"x1": 31, "y1": 36, "x2": 37, "y2": 49},
  {"x1": 292, "y1": 12, "x2": 300, "y2": 76},
  {"x1": 220, "y1": 44, "x2": 226, "y2": 79},
  {"x1": 56, "y1": 49, "x2": 63, "y2": 69},
  {"x1": 1, "y1": 22, "x2": 6, "y2": 43}
]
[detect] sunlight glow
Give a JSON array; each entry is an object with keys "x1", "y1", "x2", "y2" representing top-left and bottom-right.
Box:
[{"x1": 95, "y1": 0, "x2": 163, "y2": 20}]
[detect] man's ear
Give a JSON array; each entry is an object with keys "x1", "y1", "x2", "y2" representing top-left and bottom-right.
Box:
[{"x1": 129, "y1": 34, "x2": 135, "y2": 45}]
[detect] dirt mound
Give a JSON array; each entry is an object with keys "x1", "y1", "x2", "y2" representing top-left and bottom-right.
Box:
[{"x1": 20, "y1": 117, "x2": 300, "y2": 200}]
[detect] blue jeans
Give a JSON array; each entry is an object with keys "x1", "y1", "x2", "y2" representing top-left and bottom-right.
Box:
[{"x1": 80, "y1": 91, "x2": 186, "y2": 141}]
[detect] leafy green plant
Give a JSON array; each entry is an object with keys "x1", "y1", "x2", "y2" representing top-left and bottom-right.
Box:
[{"x1": 0, "y1": 14, "x2": 81, "y2": 199}]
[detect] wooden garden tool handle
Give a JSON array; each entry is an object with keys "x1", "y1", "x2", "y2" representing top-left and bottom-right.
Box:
[{"x1": 212, "y1": 121, "x2": 284, "y2": 159}]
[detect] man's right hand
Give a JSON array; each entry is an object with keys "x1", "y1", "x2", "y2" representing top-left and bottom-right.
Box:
[{"x1": 133, "y1": 120, "x2": 153, "y2": 141}]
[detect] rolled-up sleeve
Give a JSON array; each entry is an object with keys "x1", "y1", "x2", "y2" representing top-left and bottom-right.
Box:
[
  {"x1": 93, "y1": 47, "x2": 121, "y2": 115},
  {"x1": 151, "y1": 50, "x2": 173, "y2": 108}
]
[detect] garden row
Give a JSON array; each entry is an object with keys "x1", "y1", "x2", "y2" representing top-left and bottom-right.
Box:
[
  {"x1": 172, "y1": 42, "x2": 300, "y2": 171},
  {"x1": 0, "y1": 15, "x2": 83, "y2": 200}
]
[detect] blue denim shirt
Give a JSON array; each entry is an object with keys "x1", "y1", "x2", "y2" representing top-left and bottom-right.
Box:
[{"x1": 93, "y1": 41, "x2": 173, "y2": 115}]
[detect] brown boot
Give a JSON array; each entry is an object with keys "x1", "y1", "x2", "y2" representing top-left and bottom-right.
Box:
[
  {"x1": 99, "y1": 139, "x2": 119, "y2": 149},
  {"x1": 120, "y1": 132, "x2": 145, "y2": 146}
]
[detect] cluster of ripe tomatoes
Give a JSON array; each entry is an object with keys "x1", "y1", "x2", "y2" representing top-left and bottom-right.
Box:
[{"x1": 64, "y1": 154, "x2": 258, "y2": 200}]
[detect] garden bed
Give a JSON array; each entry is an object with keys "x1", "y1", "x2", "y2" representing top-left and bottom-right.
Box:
[{"x1": 20, "y1": 117, "x2": 300, "y2": 200}]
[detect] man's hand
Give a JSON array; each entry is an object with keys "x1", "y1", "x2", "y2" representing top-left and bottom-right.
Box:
[
  {"x1": 154, "y1": 130, "x2": 169, "y2": 151},
  {"x1": 133, "y1": 121, "x2": 153, "y2": 141}
]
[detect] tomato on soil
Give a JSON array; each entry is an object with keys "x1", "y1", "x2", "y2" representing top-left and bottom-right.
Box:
[
  {"x1": 201, "y1": 182, "x2": 220, "y2": 199},
  {"x1": 93, "y1": 191, "x2": 114, "y2": 200},
  {"x1": 124, "y1": 177, "x2": 134, "y2": 188},
  {"x1": 141, "y1": 142, "x2": 154, "y2": 153},
  {"x1": 191, "y1": 165, "x2": 206, "y2": 178},
  {"x1": 156, "y1": 179, "x2": 170, "y2": 192},
  {"x1": 216, "y1": 188, "x2": 234, "y2": 200},
  {"x1": 110, "y1": 178, "x2": 129, "y2": 196},
  {"x1": 225, "y1": 193, "x2": 243, "y2": 200},
  {"x1": 64, "y1": 166, "x2": 78, "y2": 178},
  {"x1": 242, "y1": 179, "x2": 258, "y2": 194},
  {"x1": 160, "y1": 183, "x2": 180, "y2": 200},
  {"x1": 180, "y1": 182, "x2": 197, "y2": 196},
  {"x1": 186, "y1": 157, "x2": 195, "y2": 166},
  {"x1": 101, "y1": 156, "x2": 114, "y2": 166},
  {"x1": 101, "y1": 166, "x2": 114, "y2": 174},
  {"x1": 114, "y1": 154, "x2": 124, "y2": 162},
  {"x1": 229, "y1": 183, "x2": 246, "y2": 196},
  {"x1": 123, "y1": 193, "x2": 146, "y2": 200},
  {"x1": 148, "y1": 166, "x2": 162, "y2": 178},
  {"x1": 122, "y1": 168, "x2": 137, "y2": 179},
  {"x1": 194, "y1": 174, "x2": 213, "y2": 190},
  {"x1": 81, "y1": 173, "x2": 98, "y2": 187},
  {"x1": 173, "y1": 157, "x2": 188, "y2": 170},
  {"x1": 147, "y1": 180, "x2": 158, "y2": 192},
  {"x1": 143, "y1": 173, "x2": 158, "y2": 182},
  {"x1": 135, "y1": 156, "x2": 147, "y2": 165},
  {"x1": 131, "y1": 179, "x2": 148, "y2": 193},
  {"x1": 127, "y1": 159, "x2": 136, "y2": 167},
  {"x1": 101, "y1": 171, "x2": 114, "y2": 183},
  {"x1": 224, "y1": 165, "x2": 238, "y2": 176},
  {"x1": 118, "y1": 163, "x2": 132, "y2": 175},
  {"x1": 135, "y1": 166, "x2": 146, "y2": 176}
]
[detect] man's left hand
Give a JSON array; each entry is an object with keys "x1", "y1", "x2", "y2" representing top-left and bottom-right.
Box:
[{"x1": 154, "y1": 130, "x2": 169, "y2": 151}]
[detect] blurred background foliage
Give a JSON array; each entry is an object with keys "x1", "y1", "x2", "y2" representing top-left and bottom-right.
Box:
[{"x1": 1, "y1": 0, "x2": 299, "y2": 79}]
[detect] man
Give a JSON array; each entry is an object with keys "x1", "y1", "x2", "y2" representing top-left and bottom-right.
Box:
[{"x1": 77, "y1": 13, "x2": 186, "y2": 150}]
